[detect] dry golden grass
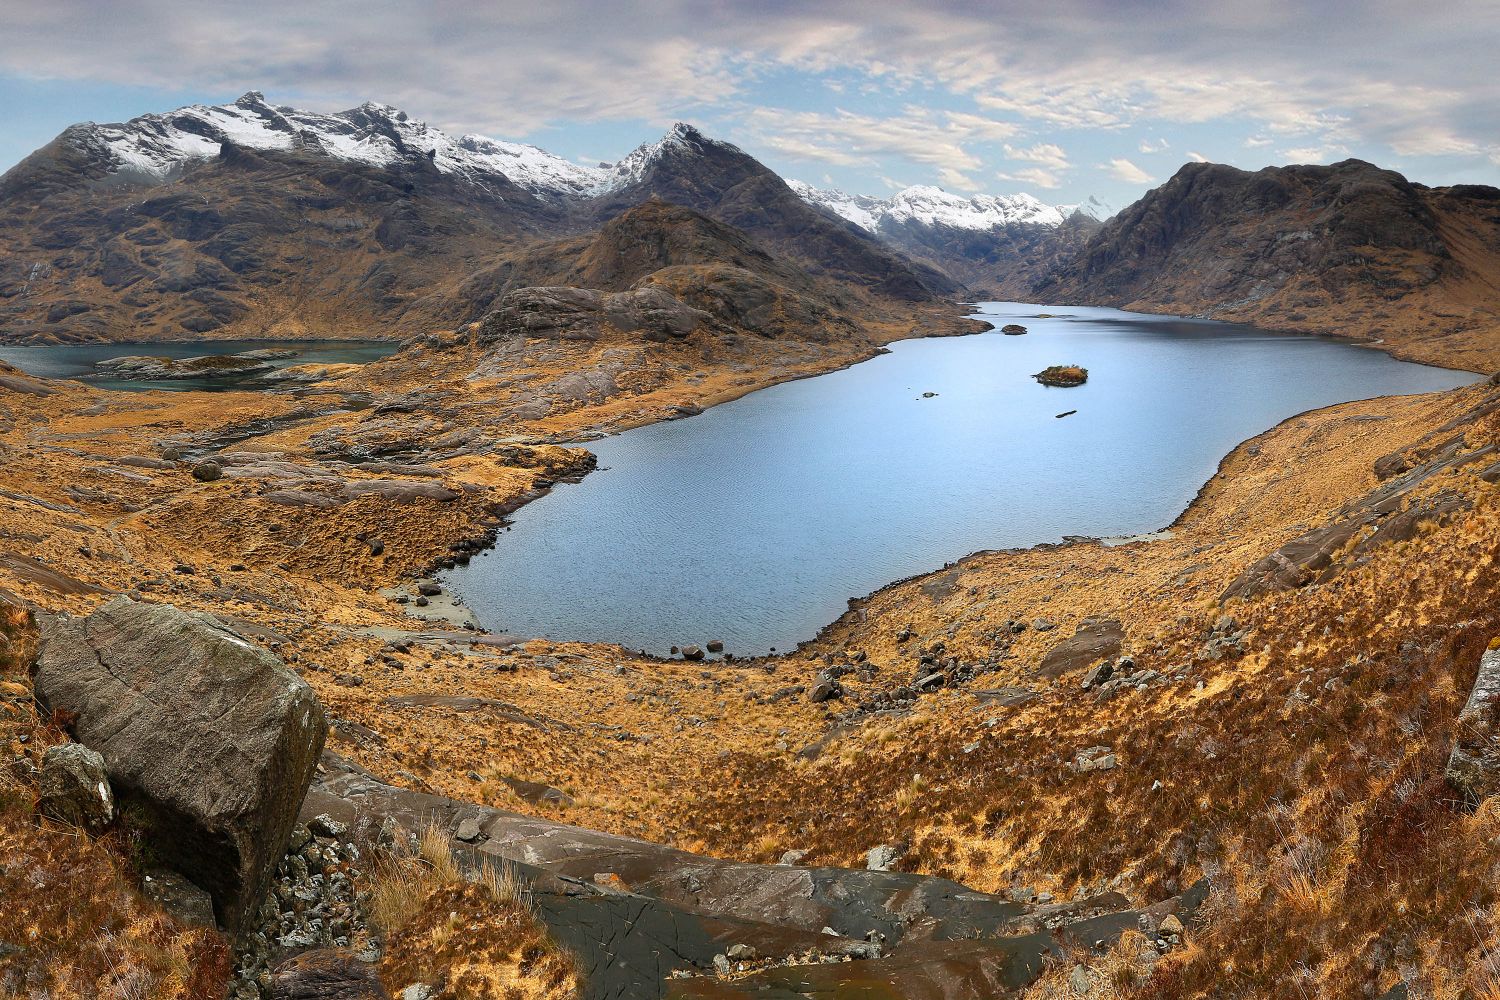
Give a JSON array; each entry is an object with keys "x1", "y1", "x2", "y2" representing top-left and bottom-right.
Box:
[{"x1": 366, "y1": 821, "x2": 576, "y2": 998}]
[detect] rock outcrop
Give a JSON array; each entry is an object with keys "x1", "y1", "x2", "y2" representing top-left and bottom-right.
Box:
[
  {"x1": 1446, "y1": 647, "x2": 1500, "y2": 805},
  {"x1": 304, "y1": 752, "x2": 1204, "y2": 1000},
  {"x1": 478, "y1": 285, "x2": 712, "y2": 344},
  {"x1": 34, "y1": 597, "x2": 328, "y2": 936},
  {"x1": 1036, "y1": 617, "x2": 1124, "y2": 678}
]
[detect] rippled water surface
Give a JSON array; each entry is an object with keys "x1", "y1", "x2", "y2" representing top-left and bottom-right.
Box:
[{"x1": 446, "y1": 303, "x2": 1478, "y2": 655}]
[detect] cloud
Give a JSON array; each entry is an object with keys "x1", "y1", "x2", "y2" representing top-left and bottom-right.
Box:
[
  {"x1": 0, "y1": 0, "x2": 1496, "y2": 191},
  {"x1": 742, "y1": 105, "x2": 1017, "y2": 184},
  {"x1": 1280, "y1": 145, "x2": 1349, "y2": 164},
  {"x1": 1187, "y1": 150, "x2": 1210, "y2": 162},
  {"x1": 1102, "y1": 157, "x2": 1154, "y2": 184},
  {"x1": 1002, "y1": 143, "x2": 1070, "y2": 170},
  {"x1": 996, "y1": 167, "x2": 1062, "y2": 189}
]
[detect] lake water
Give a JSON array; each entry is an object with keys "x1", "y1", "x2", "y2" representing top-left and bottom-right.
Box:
[
  {"x1": 445, "y1": 302, "x2": 1479, "y2": 656},
  {"x1": 0, "y1": 339, "x2": 397, "y2": 391}
]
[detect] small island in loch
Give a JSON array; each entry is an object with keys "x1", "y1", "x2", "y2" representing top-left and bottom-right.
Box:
[{"x1": 1033, "y1": 364, "x2": 1089, "y2": 386}]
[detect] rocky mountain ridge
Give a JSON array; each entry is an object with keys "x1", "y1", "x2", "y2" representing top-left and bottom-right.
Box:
[
  {"x1": 0, "y1": 96, "x2": 948, "y2": 345},
  {"x1": 1035, "y1": 158, "x2": 1500, "y2": 370}
]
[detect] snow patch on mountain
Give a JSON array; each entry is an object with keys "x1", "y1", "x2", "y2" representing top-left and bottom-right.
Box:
[
  {"x1": 62, "y1": 91, "x2": 620, "y2": 198},
  {"x1": 792, "y1": 180, "x2": 1109, "y2": 233}
]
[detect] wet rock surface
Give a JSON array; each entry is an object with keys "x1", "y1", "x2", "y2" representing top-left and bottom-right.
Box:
[{"x1": 302, "y1": 752, "x2": 1201, "y2": 1000}]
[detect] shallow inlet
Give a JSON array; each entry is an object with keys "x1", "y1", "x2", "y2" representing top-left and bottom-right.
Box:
[{"x1": 446, "y1": 302, "x2": 1479, "y2": 656}]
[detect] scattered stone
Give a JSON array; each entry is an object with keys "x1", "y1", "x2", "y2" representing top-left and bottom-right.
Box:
[
  {"x1": 1080, "y1": 660, "x2": 1114, "y2": 691},
  {"x1": 779, "y1": 850, "x2": 808, "y2": 866},
  {"x1": 726, "y1": 943, "x2": 758, "y2": 961},
  {"x1": 706, "y1": 640, "x2": 724, "y2": 653},
  {"x1": 1074, "y1": 746, "x2": 1118, "y2": 773},
  {"x1": 1001, "y1": 324, "x2": 1028, "y2": 335},
  {"x1": 808, "y1": 678, "x2": 842, "y2": 703},
  {"x1": 866, "y1": 844, "x2": 901, "y2": 871},
  {"x1": 309, "y1": 814, "x2": 348, "y2": 839},
  {"x1": 38, "y1": 743, "x2": 114, "y2": 830},
  {"x1": 192, "y1": 461, "x2": 223, "y2": 483},
  {"x1": 1159, "y1": 913, "x2": 1184, "y2": 936},
  {"x1": 416, "y1": 582, "x2": 442, "y2": 597},
  {"x1": 1069, "y1": 964, "x2": 1093, "y2": 994},
  {"x1": 680, "y1": 645, "x2": 705, "y2": 661},
  {"x1": 141, "y1": 869, "x2": 217, "y2": 928},
  {"x1": 271, "y1": 948, "x2": 390, "y2": 999},
  {"x1": 455, "y1": 816, "x2": 483, "y2": 842}
]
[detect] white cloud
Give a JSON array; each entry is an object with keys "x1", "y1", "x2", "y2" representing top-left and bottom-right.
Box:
[
  {"x1": 1102, "y1": 157, "x2": 1155, "y2": 184},
  {"x1": 1, "y1": 1, "x2": 1496, "y2": 189},
  {"x1": 1138, "y1": 137, "x2": 1170, "y2": 153},
  {"x1": 996, "y1": 167, "x2": 1062, "y2": 189},
  {"x1": 1187, "y1": 150, "x2": 1210, "y2": 162},
  {"x1": 1002, "y1": 142, "x2": 1070, "y2": 170}
]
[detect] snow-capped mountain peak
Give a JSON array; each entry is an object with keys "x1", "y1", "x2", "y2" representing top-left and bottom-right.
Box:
[
  {"x1": 593, "y1": 121, "x2": 740, "y2": 192},
  {"x1": 792, "y1": 180, "x2": 1090, "y2": 234},
  {"x1": 54, "y1": 92, "x2": 620, "y2": 199}
]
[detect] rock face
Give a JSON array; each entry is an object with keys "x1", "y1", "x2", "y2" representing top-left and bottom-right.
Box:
[
  {"x1": 34, "y1": 597, "x2": 328, "y2": 937},
  {"x1": 37, "y1": 743, "x2": 114, "y2": 829},
  {"x1": 1446, "y1": 648, "x2": 1500, "y2": 806},
  {"x1": 1036, "y1": 618, "x2": 1124, "y2": 679},
  {"x1": 478, "y1": 285, "x2": 711, "y2": 343},
  {"x1": 1222, "y1": 423, "x2": 1497, "y2": 602}
]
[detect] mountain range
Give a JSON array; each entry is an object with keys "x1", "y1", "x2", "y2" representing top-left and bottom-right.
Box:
[{"x1": 2, "y1": 92, "x2": 1499, "y2": 369}]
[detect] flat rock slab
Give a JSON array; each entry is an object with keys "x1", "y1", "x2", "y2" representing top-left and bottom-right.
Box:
[
  {"x1": 35, "y1": 598, "x2": 327, "y2": 936},
  {"x1": 305, "y1": 753, "x2": 1190, "y2": 1000},
  {"x1": 666, "y1": 938, "x2": 1056, "y2": 999},
  {"x1": 1035, "y1": 618, "x2": 1123, "y2": 679},
  {"x1": 0, "y1": 553, "x2": 106, "y2": 596}
]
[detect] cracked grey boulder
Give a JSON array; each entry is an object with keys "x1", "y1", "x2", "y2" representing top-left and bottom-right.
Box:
[
  {"x1": 35, "y1": 597, "x2": 327, "y2": 937},
  {"x1": 38, "y1": 743, "x2": 114, "y2": 829},
  {"x1": 1446, "y1": 647, "x2": 1500, "y2": 805}
]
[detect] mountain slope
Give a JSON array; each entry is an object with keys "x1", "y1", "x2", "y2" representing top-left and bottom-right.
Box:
[
  {"x1": 587, "y1": 125, "x2": 950, "y2": 301},
  {"x1": 1036, "y1": 159, "x2": 1500, "y2": 370},
  {"x1": 0, "y1": 96, "x2": 947, "y2": 344}
]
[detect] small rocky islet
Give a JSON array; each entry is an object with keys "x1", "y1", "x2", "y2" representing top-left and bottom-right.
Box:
[{"x1": 1032, "y1": 364, "x2": 1089, "y2": 387}]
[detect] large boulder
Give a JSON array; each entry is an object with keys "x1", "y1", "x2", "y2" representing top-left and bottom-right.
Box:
[{"x1": 34, "y1": 597, "x2": 327, "y2": 937}]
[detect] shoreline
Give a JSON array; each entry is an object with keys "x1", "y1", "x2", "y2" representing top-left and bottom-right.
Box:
[{"x1": 436, "y1": 306, "x2": 1481, "y2": 660}]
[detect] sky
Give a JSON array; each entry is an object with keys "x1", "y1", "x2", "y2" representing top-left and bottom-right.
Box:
[{"x1": 0, "y1": 1, "x2": 1496, "y2": 210}]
